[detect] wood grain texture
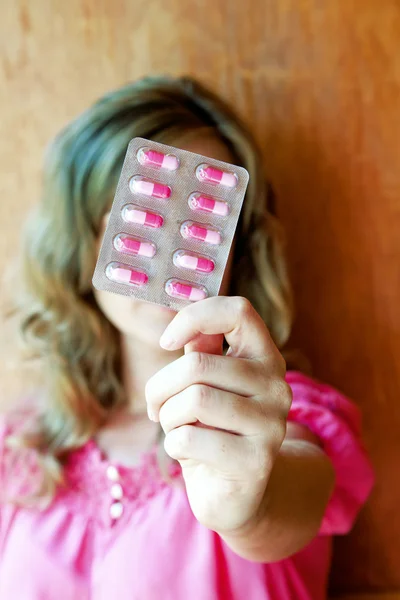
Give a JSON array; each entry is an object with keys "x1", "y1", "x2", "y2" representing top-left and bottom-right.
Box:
[{"x1": 0, "y1": 0, "x2": 399, "y2": 593}]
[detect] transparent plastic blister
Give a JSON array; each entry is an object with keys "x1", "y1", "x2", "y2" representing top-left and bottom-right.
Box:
[
  {"x1": 106, "y1": 262, "x2": 149, "y2": 287},
  {"x1": 180, "y1": 221, "x2": 222, "y2": 245},
  {"x1": 129, "y1": 176, "x2": 171, "y2": 199},
  {"x1": 122, "y1": 204, "x2": 164, "y2": 228},
  {"x1": 188, "y1": 192, "x2": 230, "y2": 216},
  {"x1": 173, "y1": 250, "x2": 215, "y2": 273},
  {"x1": 113, "y1": 233, "x2": 156, "y2": 258},
  {"x1": 92, "y1": 137, "x2": 249, "y2": 310}
]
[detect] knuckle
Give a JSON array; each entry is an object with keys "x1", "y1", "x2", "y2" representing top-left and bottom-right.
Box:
[
  {"x1": 280, "y1": 381, "x2": 293, "y2": 414},
  {"x1": 254, "y1": 417, "x2": 286, "y2": 465},
  {"x1": 186, "y1": 351, "x2": 210, "y2": 378},
  {"x1": 233, "y1": 296, "x2": 253, "y2": 319},
  {"x1": 190, "y1": 384, "x2": 210, "y2": 412},
  {"x1": 270, "y1": 378, "x2": 293, "y2": 414},
  {"x1": 253, "y1": 398, "x2": 288, "y2": 450},
  {"x1": 164, "y1": 425, "x2": 192, "y2": 458}
]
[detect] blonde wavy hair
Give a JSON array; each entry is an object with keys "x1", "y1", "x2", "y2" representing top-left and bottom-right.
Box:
[{"x1": 10, "y1": 75, "x2": 293, "y2": 503}]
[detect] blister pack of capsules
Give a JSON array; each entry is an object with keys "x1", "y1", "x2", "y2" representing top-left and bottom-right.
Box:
[{"x1": 92, "y1": 137, "x2": 249, "y2": 310}]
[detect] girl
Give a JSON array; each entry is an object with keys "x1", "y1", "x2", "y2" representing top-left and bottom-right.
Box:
[{"x1": 0, "y1": 76, "x2": 373, "y2": 599}]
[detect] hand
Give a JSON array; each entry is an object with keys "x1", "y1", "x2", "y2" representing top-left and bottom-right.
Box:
[{"x1": 145, "y1": 296, "x2": 292, "y2": 535}]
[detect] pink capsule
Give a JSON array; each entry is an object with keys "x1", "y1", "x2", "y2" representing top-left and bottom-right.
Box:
[
  {"x1": 188, "y1": 193, "x2": 229, "y2": 217},
  {"x1": 122, "y1": 205, "x2": 164, "y2": 228},
  {"x1": 174, "y1": 251, "x2": 214, "y2": 273},
  {"x1": 180, "y1": 221, "x2": 222, "y2": 245},
  {"x1": 196, "y1": 164, "x2": 238, "y2": 188},
  {"x1": 106, "y1": 264, "x2": 148, "y2": 286},
  {"x1": 165, "y1": 279, "x2": 207, "y2": 302},
  {"x1": 114, "y1": 234, "x2": 156, "y2": 258},
  {"x1": 137, "y1": 148, "x2": 179, "y2": 171},
  {"x1": 129, "y1": 176, "x2": 171, "y2": 199}
]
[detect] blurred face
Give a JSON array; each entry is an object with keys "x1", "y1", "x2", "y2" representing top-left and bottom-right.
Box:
[{"x1": 93, "y1": 134, "x2": 236, "y2": 347}]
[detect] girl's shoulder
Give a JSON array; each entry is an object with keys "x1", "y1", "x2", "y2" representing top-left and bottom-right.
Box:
[{"x1": 286, "y1": 370, "x2": 362, "y2": 436}]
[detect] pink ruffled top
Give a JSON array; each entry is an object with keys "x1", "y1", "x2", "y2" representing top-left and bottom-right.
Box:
[{"x1": 0, "y1": 372, "x2": 374, "y2": 599}]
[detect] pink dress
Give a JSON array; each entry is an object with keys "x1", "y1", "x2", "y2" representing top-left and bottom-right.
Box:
[{"x1": 0, "y1": 372, "x2": 374, "y2": 600}]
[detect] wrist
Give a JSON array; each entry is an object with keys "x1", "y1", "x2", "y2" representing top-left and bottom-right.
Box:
[
  {"x1": 218, "y1": 442, "x2": 334, "y2": 563},
  {"x1": 218, "y1": 491, "x2": 277, "y2": 562}
]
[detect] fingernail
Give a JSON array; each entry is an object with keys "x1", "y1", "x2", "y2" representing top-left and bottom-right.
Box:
[{"x1": 159, "y1": 331, "x2": 176, "y2": 350}]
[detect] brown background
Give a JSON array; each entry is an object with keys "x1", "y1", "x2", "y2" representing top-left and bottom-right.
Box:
[{"x1": 1, "y1": 1, "x2": 399, "y2": 596}]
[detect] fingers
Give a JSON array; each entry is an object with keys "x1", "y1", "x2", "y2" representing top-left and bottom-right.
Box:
[
  {"x1": 159, "y1": 296, "x2": 283, "y2": 365},
  {"x1": 146, "y1": 352, "x2": 266, "y2": 420},
  {"x1": 158, "y1": 384, "x2": 266, "y2": 436},
  {"x1": 164, "y1": 425, "x2": 258, "y2": 473}
]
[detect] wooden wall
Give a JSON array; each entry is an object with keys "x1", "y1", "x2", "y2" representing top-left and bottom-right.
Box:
[{"x1": 1, "y1": 1, "x2": 399, "y2": 594}]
